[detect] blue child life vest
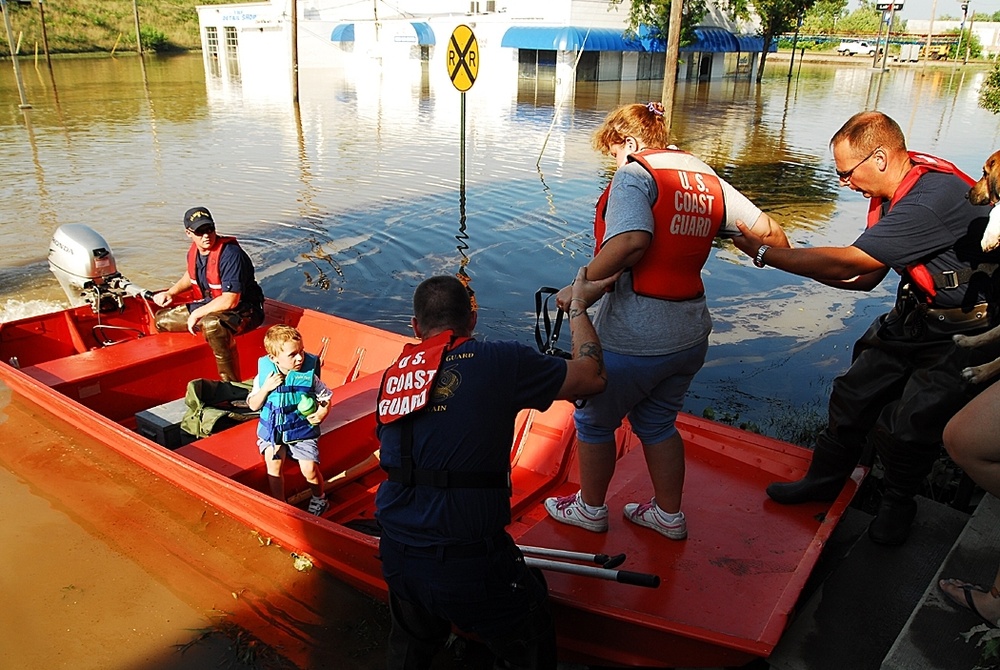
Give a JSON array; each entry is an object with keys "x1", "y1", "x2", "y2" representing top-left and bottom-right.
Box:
[{"x1": 255, "y1": 352, "x2": 321, "y2": 444}]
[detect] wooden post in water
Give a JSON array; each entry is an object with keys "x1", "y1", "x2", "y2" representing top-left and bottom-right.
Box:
[
  {"x1": 291, "y1": 0, "x2": 299, "y2": 102},
  {"x1": 924, "y1": 0, "x2": 938, "y2": 63},
  {"x1": 659, "y1": 0, "x2": 683, "y2": 136},
  {"x1": 0, "y1": 0, "x2": 30, "y2": 109},
  {"x1": 132, "y1": 0, "x2": 143, "y2": 56},
  {"x1": 37, "y1": 0, "x2": 52, "y2": 71}
]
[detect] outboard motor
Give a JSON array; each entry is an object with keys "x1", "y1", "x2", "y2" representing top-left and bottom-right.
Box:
[{"x1": 48, "y1": 224, "x2": 153, "y2": 313}]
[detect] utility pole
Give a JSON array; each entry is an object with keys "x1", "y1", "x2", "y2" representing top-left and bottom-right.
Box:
[
  {"x1": 291, "y1": 0, "x2": 299, "y2": 102},
  {"x1": 132, "y1": 0, "x2": 143, "y2": 55},
  {"x1": 954, "y1": 1, "x2": 969, "y2": 65},
  {"x1": 37, "y1": 0, "x2": 52, "y2": 70},
  {"x1": 924, "y1": 0, "x2": 938, "y2": 62},
  {"x1": 965, "y1": 12, "x2": 974, "y2": 63},
  {"x1": 660, "y1": 0, "x2": 683, "y2": 137},
  {"x1": 788, "y1": 11, "x2": 804, "y2": 79},
  {"x1": 884, "y1": 1, "x2": 897, "y2": 69}
]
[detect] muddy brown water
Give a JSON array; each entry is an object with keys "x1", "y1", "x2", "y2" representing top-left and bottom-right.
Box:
[{"x1": 3, "y1": 50, "x2": 1000, "y2": 668}]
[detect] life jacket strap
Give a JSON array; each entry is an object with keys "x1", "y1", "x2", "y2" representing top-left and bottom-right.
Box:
[
  {"x1": 927, "y1": 265, "x2": 999, "y2": 291},
  {"x1": 386, "y1": 417, "x2": 510, "y2": 490}
]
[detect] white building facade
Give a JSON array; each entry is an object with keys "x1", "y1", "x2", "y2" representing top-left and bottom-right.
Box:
[
  {"x1": 195, "y1": 0, "x2": 769, "y2": 91},
  {"x1": 906, "y1": 19, "x2": 1000, "y2": 58}
]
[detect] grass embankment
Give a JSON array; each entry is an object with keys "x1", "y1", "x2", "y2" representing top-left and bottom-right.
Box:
[{"x1": 0, "y1": 0, "x2": 228, "y2": 56}]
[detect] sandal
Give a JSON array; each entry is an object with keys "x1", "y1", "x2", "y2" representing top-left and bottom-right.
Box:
[{"x1": 939, "y1": 578, "x2": 1000, "y2": 628}]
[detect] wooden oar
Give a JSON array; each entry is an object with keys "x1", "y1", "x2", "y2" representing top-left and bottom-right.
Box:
[
  {"x1": 287, "y1": 451, "x2": 381, "y2": 506},
  {"x1": 519, "y1": 544, "x2": 626, "y2": 569},
  {"x1": 524, "y1": 557, "x2": 660, "y2": 588}
]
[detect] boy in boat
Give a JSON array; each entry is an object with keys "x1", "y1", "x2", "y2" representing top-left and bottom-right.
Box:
[
  {"x1": 246, "y1": 324, "x2": 332, "y2": 516},
  {"x1": 152, "y1": 206, "x2": 265, "y2": 382},
  {"x1": 374, "y1": 269, "x2": 613, "y2": 670}
]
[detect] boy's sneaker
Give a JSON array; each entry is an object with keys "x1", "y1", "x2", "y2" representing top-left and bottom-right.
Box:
[
  {"x1": 623, "y1": 500, "x2": 687, "y2": 540},
  {"x1": 307, "y1": 495, "x2": 329, "y2": 516},
  {"x1": 543, "y1": 491, "x2": 609, "y2": 532}
]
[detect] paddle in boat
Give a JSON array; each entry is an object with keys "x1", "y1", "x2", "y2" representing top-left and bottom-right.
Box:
[{"x1": 0, "y1": 224, "x2": 865, "y2": 668}]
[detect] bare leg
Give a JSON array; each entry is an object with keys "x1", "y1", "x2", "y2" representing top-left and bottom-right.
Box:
[
  {"x1": 943, "y1": 382, "x2": 1000, "y2": 497},
  {"x1": 577, "y1": 439, "x2": 617, "y2": 507},
  {"x1": 300, "y1": 460, "x2": 325, "y2": 499},
  {"x1": 641, "y1": 433, "x2": 685, "y2": 514},
  {"x1": 263, "y1": 443, "x2": 285, "y2": 500},
  {"x1": 939, "y1": 379, "x2": 1000, "y2": 624}
]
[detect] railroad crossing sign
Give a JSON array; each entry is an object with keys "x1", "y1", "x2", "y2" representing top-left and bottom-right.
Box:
[{"x1": 448, "y1": 25, "x2": 479, "y2": 92}]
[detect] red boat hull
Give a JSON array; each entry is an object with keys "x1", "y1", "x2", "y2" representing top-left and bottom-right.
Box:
[{"x1": 0, "y1": 296, "x2": 862, "y2": 667}]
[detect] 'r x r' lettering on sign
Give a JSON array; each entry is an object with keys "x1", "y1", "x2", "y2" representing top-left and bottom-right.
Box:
[{"x1": 448, "y1": 25, "x2": 479, "y2": 92}]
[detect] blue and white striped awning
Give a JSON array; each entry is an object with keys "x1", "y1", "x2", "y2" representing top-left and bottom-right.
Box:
[
  {"x1": 681, "y1": 27, "x2": 739, "y2": 52},
  {"x1": 637, "y1": 24, "x2": 770, "y2": 53},
  {"x1": 501, "y1": 27, "x2": 644, "y2": 52},
  {"x1": 501, "y1": 25, "x2": 768, "y2": 54},
  {"x1": 411, "y1": 22, "x2": 435, "y2": 46},
  {"x1": 331, "y1": 23, "x2": 354, "y2": 42}
]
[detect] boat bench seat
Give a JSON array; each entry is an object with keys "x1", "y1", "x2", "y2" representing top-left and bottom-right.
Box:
[
  {"x1": 19, "y1": 327, "x2": 269, "y2": 423},
  {"x1": 175, "y1": 372, "x2": 382, "y2": 493},
  {"x1": 21, "y1": 331, "x2": 206, "y2": 390}
]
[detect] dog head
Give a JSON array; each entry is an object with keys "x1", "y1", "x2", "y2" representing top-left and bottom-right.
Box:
[{"x1": 969, "y1": 149, "x2": 1000, "y2": 206}]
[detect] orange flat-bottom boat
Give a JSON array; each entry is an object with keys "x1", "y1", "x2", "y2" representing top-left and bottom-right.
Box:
[{"x1": 0, "y1": 229, "x2": 863, "y2": 667}]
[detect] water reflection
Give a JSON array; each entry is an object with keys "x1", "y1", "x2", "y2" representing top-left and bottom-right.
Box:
[
  {"x1": 4, "y1": 49, "x2": 1000, "y2": 667},
  {"x1": 2, "y1": 54, "x2": 1000, "y2": 425}
]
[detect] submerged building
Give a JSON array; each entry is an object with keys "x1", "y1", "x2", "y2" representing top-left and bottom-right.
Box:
[{"x1": 195, "y1": 0, "x2": 771, "y2": 88}]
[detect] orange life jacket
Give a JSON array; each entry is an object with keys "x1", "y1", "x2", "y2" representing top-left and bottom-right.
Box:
[
  {"x1": 866, "y1": 152, "x2": 975, "y2": 300},
  {"x1": 594, "y1": 149, "x2": 726, "y2": 301},
  {"x1": 377, "y1": 330, "x2": 469, "y2": 425},
  {"x1": 186, "y1": 236, "x2": 239, "y2": 300},
  {"x1": 377, "y1": 332, "x2": 508, "y2": 490}
]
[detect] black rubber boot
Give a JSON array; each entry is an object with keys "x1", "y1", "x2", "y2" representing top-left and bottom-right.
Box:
[
  {"x1": 201, "y1": 313, "x2": 241, "y2": 382},
  {"x1": 766, "y1": 472, "x2": 847, "y2": 505},
  {"x1": 153, "y1": 305, "x2": 189, "y2": 332},
  {"x1": 867, "y1": 491, "x2": 918, "y2": 546},
  {"x1": 766, "y1": 433, "x2": 857, "y2": 505}
]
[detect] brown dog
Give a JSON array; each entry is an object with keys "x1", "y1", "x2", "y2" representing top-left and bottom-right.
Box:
[
  {"x1": 969, "y1": 149, "x2": 1000, "y2": 249},
  {"x1": 955, "y1": 150, "x2": 1000, "y2": 383}
]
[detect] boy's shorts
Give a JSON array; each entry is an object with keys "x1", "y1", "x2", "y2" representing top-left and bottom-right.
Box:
[
  {"x1": 574, "y1": 340, "x2": 708, "y2": 445},
  {"x1": 257, "y1": 437, "x2": 320, "y2": 463}
]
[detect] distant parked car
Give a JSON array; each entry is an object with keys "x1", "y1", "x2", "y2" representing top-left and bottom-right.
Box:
[{"x1": 837, "y1": 40, "x2": 877, "y2": 56}]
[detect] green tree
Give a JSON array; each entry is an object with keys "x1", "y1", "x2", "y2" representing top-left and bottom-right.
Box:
[
  {"x1": 611, "y1": 0, "x2": 826, "y2": 83},
  {"x1": 836, "y1": 2, "x2": 882, "y2": 34},
  {"x1": 726, "y1": 0, "x2": 819, "y2": 82},
  {"x1": 948, "y1": 26, "x2": 982, "y2": 59},
  {"x1": 801, "y1": 0, "x2": 849, "y2": 34},
  {"x1": 610, "y1": 0, "x2": 709, "y2": 46},
  {"x1": 980, "y1": 60, "x2": 1000, "y2": 113}
]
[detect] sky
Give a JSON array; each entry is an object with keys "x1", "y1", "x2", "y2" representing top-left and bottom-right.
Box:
[{"x1": 854, "y1": 0, "x2": 1000, "y2": 22}]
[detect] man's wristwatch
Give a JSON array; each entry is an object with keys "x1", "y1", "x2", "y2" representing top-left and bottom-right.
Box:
[{"x1": 753, "y1": 245, "x2": 771, "y2": 268}]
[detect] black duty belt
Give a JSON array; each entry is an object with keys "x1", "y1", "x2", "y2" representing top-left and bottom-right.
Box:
[
  {"x1": 387, "y1": 533, "x2": 510, "y2": 559},
  {"x1": 919, "y1": 302, "x2": 991, "y2": 327}
]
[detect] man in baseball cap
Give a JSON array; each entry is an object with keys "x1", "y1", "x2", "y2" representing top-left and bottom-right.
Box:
[
  {"x1": 151, "y1": 206, "x2": 265, "y2": 381},
  {"x1": 183, "y1": 206, "x2": 215, "y2": 232}
]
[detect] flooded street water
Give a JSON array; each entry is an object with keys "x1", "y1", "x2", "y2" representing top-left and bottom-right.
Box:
[{"x1": 2, "y1": 51, "x2": 1000, "y2": 667}]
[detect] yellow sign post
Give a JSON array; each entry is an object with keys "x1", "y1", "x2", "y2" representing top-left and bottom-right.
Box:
[{"x1": 448, "y1": 25, "x2": 479, "y2": 92}]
